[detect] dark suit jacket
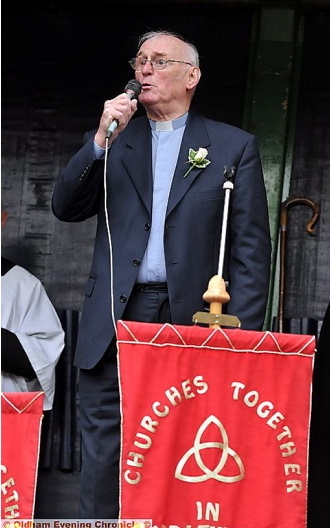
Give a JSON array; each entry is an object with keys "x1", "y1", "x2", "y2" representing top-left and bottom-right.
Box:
[{"x1": 52, "y1": 111, "x2": 271, "y2": 369}]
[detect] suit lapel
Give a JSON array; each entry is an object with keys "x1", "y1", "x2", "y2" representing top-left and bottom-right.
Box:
[
  {"x1": 120, "y1": 113, "x2": 211, "y2": 218},
  {"x1": 166, "y1": 113, "x2": 211, "y2": 217},
  {"x1": 121, "y1": 117, "x2": 153, "y2": 216}
]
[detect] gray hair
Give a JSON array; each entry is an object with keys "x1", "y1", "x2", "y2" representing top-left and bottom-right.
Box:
[{"x1": 137, "y1": 30, "x2": 200, "y2": 67}]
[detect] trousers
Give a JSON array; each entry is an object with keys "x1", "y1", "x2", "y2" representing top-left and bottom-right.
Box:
[{"x1": 78, "y1": 288, "x2": 171, "y2": 519}]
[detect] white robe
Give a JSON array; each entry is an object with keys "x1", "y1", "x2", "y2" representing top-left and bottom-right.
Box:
[{"x1": 1, "y1": 263, "x2": 65, "y2": 410}]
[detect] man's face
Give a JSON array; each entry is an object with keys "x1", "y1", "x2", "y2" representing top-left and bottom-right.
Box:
[{"x1": 135, "y1": 34, "x2": 198, "y2": 117}]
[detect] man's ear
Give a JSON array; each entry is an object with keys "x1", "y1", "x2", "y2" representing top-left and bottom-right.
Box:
[
  {"x1": 187, "y1": 66, "x2": 201, "y2": 91},
  {"x1": 1, "y1": 210, "x2": 9, "y2": 228}
]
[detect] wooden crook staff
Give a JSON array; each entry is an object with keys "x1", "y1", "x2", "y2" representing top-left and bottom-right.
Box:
[
  {"x1": 193, "y1": 166, "x2": 241, "y2": 329},
  {"x1": 278, "y1": 196, "x2": 320, "y2": 333}
]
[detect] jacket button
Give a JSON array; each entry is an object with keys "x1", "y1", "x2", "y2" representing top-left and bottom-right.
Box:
[
  {"x1": 144, "y1": 223, "x2": 151, "y2": 231},
  {"x1": 133, "y1": 259, "x2": 140, "y2": 267},
  {"x1": 120, "y1": 295, "x2": 127, "y2": 303}
]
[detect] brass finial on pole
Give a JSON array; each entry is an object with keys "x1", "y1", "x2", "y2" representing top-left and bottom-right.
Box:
[{"x1": 193, "y1": 166, "x2": 241, "y2": 329}]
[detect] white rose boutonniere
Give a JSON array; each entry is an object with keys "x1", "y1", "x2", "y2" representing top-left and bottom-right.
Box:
[{"x1": 183, "y1": 147, "x2": 211, "y2": 178}]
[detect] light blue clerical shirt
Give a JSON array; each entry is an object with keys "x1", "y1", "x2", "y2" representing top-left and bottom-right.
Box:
[
  {"x1": 137, "y1": 113, "x2": 187, "y2": 283},
  {"x1": 94, "y1": 113, "x2": 188, "y2": 283}
]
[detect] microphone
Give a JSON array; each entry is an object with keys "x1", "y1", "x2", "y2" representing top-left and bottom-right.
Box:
[{"x1": 105, "y1": 79, "x2": 142, "y2": 138}]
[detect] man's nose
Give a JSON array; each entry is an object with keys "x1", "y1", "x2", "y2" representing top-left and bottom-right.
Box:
[{"x1": 141, "y1": 60, "x2": 154, "y2": 73}]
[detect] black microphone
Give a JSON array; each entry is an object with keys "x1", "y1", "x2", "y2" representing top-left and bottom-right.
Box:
[{"x1": 105, "y1": 79, "x2": 142, "y2": 138}]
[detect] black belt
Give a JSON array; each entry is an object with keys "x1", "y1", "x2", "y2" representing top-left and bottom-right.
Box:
[{"x1": 133, "y1": 282, "x2": 168, "y2": 292}]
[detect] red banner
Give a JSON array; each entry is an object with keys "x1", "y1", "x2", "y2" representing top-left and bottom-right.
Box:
[
  {"x1": 118, "y1": 321, "x2": 315, "y2": 528},
  {"x1": 1, "y1": 392, "x2": 44, "y2": 519}
]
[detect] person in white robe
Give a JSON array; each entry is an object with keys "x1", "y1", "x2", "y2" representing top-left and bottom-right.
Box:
[{"x1": 1, "y1": 212, "x2": 65, "y2": 410}]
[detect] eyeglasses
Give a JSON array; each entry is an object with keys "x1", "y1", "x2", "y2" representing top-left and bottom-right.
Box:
[{"x1": 129, "y1": 57, "x2": 193, "y2": 71}]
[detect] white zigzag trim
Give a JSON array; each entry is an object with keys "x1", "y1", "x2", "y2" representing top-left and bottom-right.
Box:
[
  {"x1": 1, "y1": 391, "x2": 44, "y2": 413},
  {"x1": 117, "y1": 322, "x2": 315, "y2": 356}
]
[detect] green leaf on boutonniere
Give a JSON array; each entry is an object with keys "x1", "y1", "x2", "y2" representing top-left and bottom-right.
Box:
[{"x1": 183, "y1": 147, "x2": 211, "y2": 178}]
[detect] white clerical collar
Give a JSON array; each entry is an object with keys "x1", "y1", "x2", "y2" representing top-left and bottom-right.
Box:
[{"x1": 149, "y1": 112, "x2": 188, "y2": 132}]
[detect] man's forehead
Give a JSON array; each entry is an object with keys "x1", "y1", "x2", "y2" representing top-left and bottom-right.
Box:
[{"x1": 138, "y1": 35, "x2": 185, "y2": 54}]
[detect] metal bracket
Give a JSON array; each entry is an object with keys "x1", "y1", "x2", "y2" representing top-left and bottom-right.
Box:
[{"x1": 192, "y1": 311, "x2": 241, "y2": 328}]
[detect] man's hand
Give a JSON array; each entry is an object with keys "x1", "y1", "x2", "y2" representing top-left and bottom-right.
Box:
[{"x1": 94, "y1": 93, "x2": 138, "y2": 148}]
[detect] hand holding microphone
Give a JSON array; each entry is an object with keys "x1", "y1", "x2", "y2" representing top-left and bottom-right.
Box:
[
  {"x1": 105, "y1": 80, "x2": 142, "y2": 138},
  {"x1": 94, "y1": 80, "x2": 142, "y2": 148}
]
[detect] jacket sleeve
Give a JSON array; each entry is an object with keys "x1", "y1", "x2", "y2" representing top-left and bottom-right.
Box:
[
  {"x1": 52, "y1": 133, "x2": 105, "y2": 222},
  {"x1": 225, "y1": 134, "x2": 271, "y2": 330}
]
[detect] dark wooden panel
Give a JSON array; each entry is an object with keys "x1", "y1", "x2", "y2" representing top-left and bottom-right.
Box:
[{"x1": 285, "y1": 10, "x2": 330, "y2": 321}]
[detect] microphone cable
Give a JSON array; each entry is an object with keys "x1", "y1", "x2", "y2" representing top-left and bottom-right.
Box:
[
  {"x1": 103, "y1": 137, "x2": 118, "y2": 340},
  {"x1": 101, "y1": 80, "x2": 142, "y2": 341}
]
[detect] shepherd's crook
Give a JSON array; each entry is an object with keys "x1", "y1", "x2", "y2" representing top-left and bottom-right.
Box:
[
  {"x1": 193, "y1": 166, "x2": 241, "y2": 328},
  {"x1": 278, "y1": 196, "x2": 320, "y2": 333}
]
